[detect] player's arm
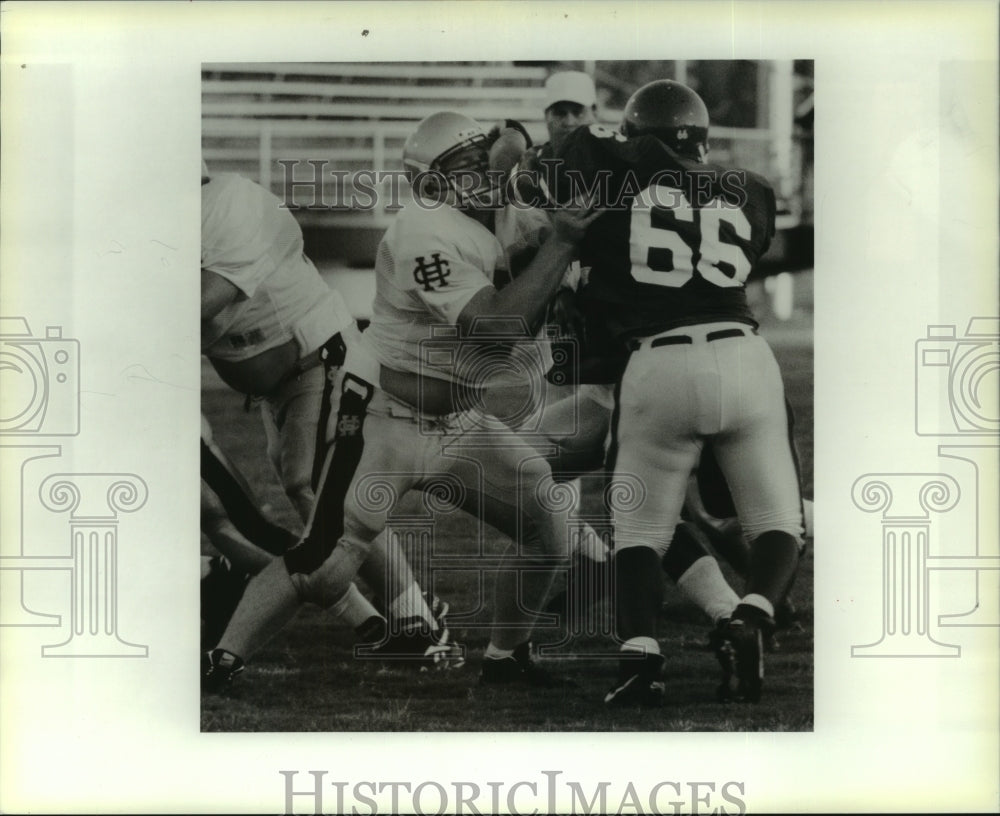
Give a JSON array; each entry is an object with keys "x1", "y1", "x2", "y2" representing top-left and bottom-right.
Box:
[
  {"x1": 201, "y1": 268, "x2": 241, "y2": 321},
  {"x1": 457, "y1": 201, "x2": 600, "y2": 337}
]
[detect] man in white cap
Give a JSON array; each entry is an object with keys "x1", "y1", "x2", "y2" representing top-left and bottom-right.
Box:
[{"x1": 541, "y1": 70, "x2": 599, "y2": 157}]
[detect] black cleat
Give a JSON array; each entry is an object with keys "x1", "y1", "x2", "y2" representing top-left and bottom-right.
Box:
[
  {"x1": 764, "y1": 598, "x2": 803, "y2": 652},
  {"x1": 480, "y1": 642, "x2": 577, "y2": 689},
  {"x1": 362, "y1": 617, "x2": 465, "y2": 670},
  {"x1": 775, "y1": 597, "x2": 799, "y2": 630},
  {"x1": 714, "y1": 605, "x2": 772, "y2": 703},
  {"x1": 604, "y1": 651, "x2": 666, "y2": 708},
  {"x1": 424, "y1": 592, "x2": 450, "y2": 627},
  {"x1": 202, "y1": 648, "x2": 245, "y2": 693},
  {"x1": 200, "y1": 556, "x2": 251, "y2": 650},
  {"x1": 355, "y1": 614, "x2": 388, "y2": 645}
]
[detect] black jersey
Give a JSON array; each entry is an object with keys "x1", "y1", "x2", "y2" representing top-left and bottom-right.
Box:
[{"x1": 546, "y1": 124, "x2": 776, "y2": 341}]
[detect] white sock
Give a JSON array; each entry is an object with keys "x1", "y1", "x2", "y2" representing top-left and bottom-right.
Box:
[
  {"x1": 330, "y1": 583, "x2": 381, "y2": 630},
  {"x1": 676, "y1": 556, "x2": 740, "y2": 623},
  {"x1": 574, "y1": 521, "x2": 610, "y2": 562},
  {"x1": 485, "y1": 643, "x2": 514, "y2": 660},
  {"x1": 388, "y1": 582, "x2": 436, "y2": 630},
  {"x1": 741, "y1": 593, "x2": 775, "y2": 619},
  {"x1": 621, "y1": 636, "x2": 660, "y2": 656}
]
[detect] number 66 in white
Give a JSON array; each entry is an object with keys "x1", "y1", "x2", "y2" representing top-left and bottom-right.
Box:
[{"x1": 629, "y1": 185, "x2": 753, "y2": 288}]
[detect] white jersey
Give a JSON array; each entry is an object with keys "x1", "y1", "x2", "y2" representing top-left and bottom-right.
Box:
[
  {"x1": 364, "y1": 199, "x2": 505, "y2": 384},
  {"x1": 201, "y1": 173, "x2": 353, "y2": 362}
]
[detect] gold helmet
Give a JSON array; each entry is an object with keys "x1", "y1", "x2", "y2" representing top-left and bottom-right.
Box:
[{"x1": 403, "y1": 111, "x2": 502, "y2": 209}]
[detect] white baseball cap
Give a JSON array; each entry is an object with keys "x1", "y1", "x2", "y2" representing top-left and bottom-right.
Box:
[{"x1": 544, "y1": 71, "x2": 597, "y2": 110}]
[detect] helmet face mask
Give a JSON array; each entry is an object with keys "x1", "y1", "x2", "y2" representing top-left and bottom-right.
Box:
[
  {"x1": 620, "y1": 79, "x2": 710, "y2": 163},
  {"x1": 438, "y1": 142, "x2": 505, "y2": 210},
  {"x1": 404, "y1": 112, "x2": 505, "y2": 211}
]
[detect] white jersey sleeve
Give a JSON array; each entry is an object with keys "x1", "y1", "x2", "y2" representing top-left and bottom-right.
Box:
[
  {"x1": 201, "y1": 174, "x2": 353, "y2": 362},
  {"x1": 396, "y1": 205, "x2": 496, "y2": 324},
  {"x1": 201, "y1": 175, "x2": 294, "y2": 295},
  {"x1": 364, "y1": 202, "x2": 505, "y2": 382}
]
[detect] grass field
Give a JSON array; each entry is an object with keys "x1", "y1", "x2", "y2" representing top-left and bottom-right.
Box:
[{"x1": 202, "y1": 272, "x2": 813, "y2": 732}]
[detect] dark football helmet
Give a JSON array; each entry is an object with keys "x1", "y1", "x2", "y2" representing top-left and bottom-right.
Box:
[{"x1": 620, "y1": 79, "x2": 710, "y2": 162}]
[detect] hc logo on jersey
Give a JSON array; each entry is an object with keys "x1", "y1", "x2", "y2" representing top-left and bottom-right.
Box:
[
  {"x1": 337, "y1": 414, "x2": 361, "y2": 437},
  {"x1": 413, "y1": 253, "x2": 451, "y2": 292}
]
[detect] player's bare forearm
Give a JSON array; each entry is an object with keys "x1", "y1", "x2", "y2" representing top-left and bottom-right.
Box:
[
  {"x1": 458, "y1": 234, "x2": 576, "y2": 335},
  {"x1": 458, "y1": 200, "x2": 601, "y2": 335},
  {"x1": 201, "y1": 269, "x2": 241, "y2": 321}
]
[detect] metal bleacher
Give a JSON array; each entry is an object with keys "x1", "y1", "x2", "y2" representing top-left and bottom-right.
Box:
[
  {"x1": 202, "y1": 62, "x2": 555, "y2": 230},
  {"x1": 202, "y1": 62, "x2": 792, "y2": 246}
]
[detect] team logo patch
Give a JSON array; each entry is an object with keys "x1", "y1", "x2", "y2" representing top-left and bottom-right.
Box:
[
  {"x1": 336, "y1": 414, "x2": 361, "y2": 437},
  {"x1": 413, "y1": 253, "x2": 451, "y2": 292}
]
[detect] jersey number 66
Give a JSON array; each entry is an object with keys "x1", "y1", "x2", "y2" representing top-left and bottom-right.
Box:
[{"x1": 629, "y1": 185, "x2": 752, "y2": 288}]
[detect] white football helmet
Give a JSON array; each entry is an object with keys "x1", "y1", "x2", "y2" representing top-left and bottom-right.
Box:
[{"x1": 403, "y1": 111, "x2": 503, "y2": 209}]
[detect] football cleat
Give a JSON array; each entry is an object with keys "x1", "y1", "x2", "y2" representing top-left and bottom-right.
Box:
[
  {"x1": 714, "y1": 606, "x2": 772, "y2": 703},
  {"x1": 604, "y1": 651, "x2": 666, "y2": 708},
  {"x1": 765, "y1": 598, "x2": 803, "y2": 652},
  {"x1": 424, "y1": 592, "x2": 450, "y2": 627},
  {"x1": 775, "y1": 597, "x2": 801, "y2": 630},
  {"x1": 364, "y1": 617, "x2": 466, "y2": 671},
  {"x1": 202, "y1": 648, "x2": 245, "y2": 693},
  {"x1": 200, "y1": 556, "x2": 251, "y2": 650},
  {"x1": 354, "y1": 614, "x2": 388, "y2": 645},
  {"x1": 479, "y1": 642, "x2": 577, "y2": 689}
]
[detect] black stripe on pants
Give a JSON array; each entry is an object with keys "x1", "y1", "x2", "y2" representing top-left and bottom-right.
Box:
[
  {"x1": 200, "y1": 440, "x2": 298, "y2": 556},
  {"x1": 311, "y1": 333, "x2": 349, "y2": 492},
  {"x1": 285, "y1": 372, "x2": 375, "y2": 576}
]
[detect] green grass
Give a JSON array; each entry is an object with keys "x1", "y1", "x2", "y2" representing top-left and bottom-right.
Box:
[{"x1": 202, "y1": 275, "x2": 814, "y2": 732}]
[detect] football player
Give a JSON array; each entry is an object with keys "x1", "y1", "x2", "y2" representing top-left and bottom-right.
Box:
[
  {"x1": 199, "y1": 412, "x2": 401, "y2": 650},
  {"x1": 542, "y1": 80, "x2": 806, "y2": 706},
  {"x1": 201, "y1": 161, "x2": 445, "y2": 660},
  {"x1": 203, "y1": 112, "x2": 600, "y2": 691},
  {"x1": 504, "y1": 73, "x2": 748, "y2": 633}
]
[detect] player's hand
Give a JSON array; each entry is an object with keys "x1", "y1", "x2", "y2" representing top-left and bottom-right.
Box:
[
  {"x1": 487, "y1": 119, "x2": 533, "y2": 149},
  {"x1": 548, "y1": 286, "x2": 587, "y2": 342},
  {"x1": 488, "y1": 120, "x2": 531, "y2": 178},
  {"x1": 550, "y1": 195, "x2": 603, "y2": 245}
]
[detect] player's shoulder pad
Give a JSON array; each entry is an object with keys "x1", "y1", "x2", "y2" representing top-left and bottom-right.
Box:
[
  {"x1": 585, "y1": 123, "x2": 625, "y2": 141},
  {"x1": 739, "y1": 168, "x2": 776, "y2": 195},
  {"x1": 740, "y1": 168, "x2": 778, "y2": 215},
  {"x1": 556, "y1": 123, "x2": 621, "y2": 156},
  {"x1": 394, "y1": 201, "x2": 470, "y2": 259},
  {"x1": 201, "y1": 173, "x2": 276, "y2": 244}
]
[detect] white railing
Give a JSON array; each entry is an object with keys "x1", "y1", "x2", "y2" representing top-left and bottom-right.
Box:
[
  {"x1": 201, "y1": 61, "x2": 798, "y2": 229},
  {"x1": 203, "y1": 115, "x2": 780, "y2": 228}
]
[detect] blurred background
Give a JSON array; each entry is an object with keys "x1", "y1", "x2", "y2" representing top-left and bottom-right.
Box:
[{"x1": 202, "y1": 59, "x2": 813, "y2": 320}]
